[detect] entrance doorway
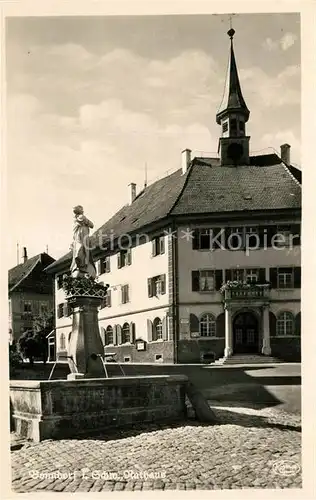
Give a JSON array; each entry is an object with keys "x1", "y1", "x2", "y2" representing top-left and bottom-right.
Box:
[{"x1": 233, "y1": 312, "x2": 259, "y2": 354}]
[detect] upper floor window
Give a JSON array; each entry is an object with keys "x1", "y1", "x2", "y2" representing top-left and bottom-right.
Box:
[
  {"x1": 24, "y1": 301, "x2": 32, "y2": 313},
  {"x1": 230, "y1": 118, "x2": 237, "y2": 135},
  {"x1": 276, "y1": 312, "x2": 295, "y2": 336},
  {"x1": 148, "y1": 274, "x2": 166, "y2": 297},
  {"x1": 152, "y1": 235, "x2": 165, "y2": 257},
  {"x1": 277, "y1": 267, "x2": 294, "y2": 289},
  {"x1": 199, "y1": 270, "x2": 215, "y2": 292},
  {"x1": 153, "y1": 317, "x2": 163, "y2": 341},
  {"x1": 57, "y1": 303, "x2": 64, "y2": 319},
  {"x1": 100, "y1": 290, "x2": 111, "y2": 309},
  {"x1": 39, "y1": 302, "x2": 48, "y2": 315},
  {"x1": 199, "y1": 313, "x2": 216, "y2": 337},
  {"x1": 192, "y1": 269, "x2": 223, "y2": 292},
  {"x1": 275, "y1": 226, "x2": 292, "y2": 247},
  {"x1": 105, "y1": 326, "x2": 114, "y2": 345},
  {"x1": 239, "y1": 121, "x2": 245, "y2": 133},
  {"x1": 117, "y1": 249, "x2": 132, "y2": 269},
  {"x1": 99, "y1": 256, "x2": 111, "y2": 274},
  {"x1": 222, "y1": 121, "x2": 228, "y2": 133},
  {"x1": 121, "y1": 285, "x2": 129, "y2": 304}
]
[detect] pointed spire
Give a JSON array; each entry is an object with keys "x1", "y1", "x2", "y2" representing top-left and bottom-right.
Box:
[{"x1": 216, "y1": 29, "x2": 250, "y2": 125}]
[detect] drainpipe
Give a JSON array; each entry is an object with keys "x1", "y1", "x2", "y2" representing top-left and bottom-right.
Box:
[{"x1": 171, "y1": 220, "x2": 179, "y2": 364}]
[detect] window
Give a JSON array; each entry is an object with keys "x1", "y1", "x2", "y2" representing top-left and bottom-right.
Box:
[
  {"x1": 222, "y1": 121, "x2": 228, "y2": 133},
  {"x1": 228, "y1": 227, "x2": 244, "y2": 250},
  {"x1": 199, "y1": 270, "x2": 215, "y2": 292},
  {"x1": 199, "y1": 314, "x2": 216, "y2": 337},
  {"x1": 99, "y1": 256, "x2": 110, "y2": 274},
  {"x1": 122, "y1": 323, "x2": 130, "y2": 343},
  {"x1": 39, "y1": 302, "x2": 48, "y2": 315},
  {"x1": 230, "y1": 268, "x2": 260, "y2": 283},
  {"x1": 148, "y1": 275, "x2": 166, "y2": 297},
  {"x1": 57, "y1": 275, "x2": 63, "y2": 289},
  {"x1": 153, "y1": 317, "x2": 163, "y2": 341},
  {"x1": 230, "y1": 118, "x2": 237, "y2": 134},
  {"x1": 239, "y1": 121, "x2": 245, "y2": 133},
  {"x1": 276, "y1": 312, "x2": 294, "y2": 336},
  {"x1": 24, "y1": 301, "x2": 32, "y2": 313},
  {"x1": 124, "y1": 356, "x2": 131, "y2": 363},
  {"x1": 200, "y1": 229, "x2": 211, "y2": 249},
  {"x1": 277, "y1": 268, "x2": 294, "y2": 289},
  {"x1": 117, "y1": 249, "x2": 132, "y2": 268},
  {"x1": 60, "y1": 333, "x2": 66, "y2": 350},
  {"x1": 121, "y1": 285, "x2": 129, "y2": 304},
  {"x1": 105, "y1": 326, "x2": 114, "y2": 345},
  {"x1": 275, "y1": 226, "x2": 292, "y2": 247},
  {"x1": 152, "y1": 235, "x2": 165, "y2": 257},
  {"x1": 100, "y1": 290, "x2": 111, "y2": 309},
  {"x1": 57, "y1": 303, "x2": 64, "y2": 319}
]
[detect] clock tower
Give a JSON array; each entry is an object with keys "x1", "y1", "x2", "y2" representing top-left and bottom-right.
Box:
[{"x1": 216, "y1": 28, "x2": 250, "y2": 166}]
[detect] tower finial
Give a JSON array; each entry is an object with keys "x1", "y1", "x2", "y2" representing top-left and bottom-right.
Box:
[{"x1": 228, "y1": 14, "x2": 235, "y2": 39}]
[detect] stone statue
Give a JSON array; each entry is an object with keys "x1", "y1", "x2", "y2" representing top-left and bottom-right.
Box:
[{"x1": 70, "y1": 205, "x2": 96, "y2": 279}]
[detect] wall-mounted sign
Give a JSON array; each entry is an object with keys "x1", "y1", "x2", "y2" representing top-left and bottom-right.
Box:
[{"x1": 135, "y1": 340, "x2": 146, "y2": 351}]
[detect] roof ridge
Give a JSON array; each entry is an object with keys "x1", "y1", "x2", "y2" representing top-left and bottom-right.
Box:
[
  {"x1": 167, "y1": 164, "x2": 194, "y2": 215},
  {"x1": 281, "y1": 162, "x2": 302, "y2": 187},
  {"x1": 9, "y1": 255, "x2": 41, "y2": 293}
]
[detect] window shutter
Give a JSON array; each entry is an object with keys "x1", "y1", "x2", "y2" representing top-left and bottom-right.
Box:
[
  {"x1": 100, "y1": 327, "x2": 106, "y2": 346},
  {"x1": 291, "y1": 224, "x2": 301, "y2": 246},
  {"x1": 267, "y1": 226, "x2": 276, "y2": 247},
  {"x1": 162, "y1": 317, "x2": 168, "y2": 340},
  {"x1": 212, "y1": 228, "x2": 224, "y2": 250},
  {"x1": 270, "y1": 268, "x2": 278, "y2": 288},
  {"x1": 117, "y1": 252, "x2": 122, "y2": 269},
  {"x1": 189, "y1": 314, "x2": 199, "y2": 334},
  {"x1": 116, "y1": 325, "x2": 122, "y2": 345},
  {"x1": 130, "y1": 322, "x2": 136, "y2": 344},
  {"x1": 192, "y1": 271, "x2": 200, "y2": 291},
  {"x1": 294, "y1": 267, "x2": 301, "y2": 288},
  {"x1": 105, "y1": 257, "x2": 111, "y2": 272},
  {"x1": 160, "y1": 274, "x2": 166, "y2": 294},
  {"x1": 113, "y1": 325, "x2": 118, "y2": 346},
  {"x1": 269, "y1": 312, "x2": 277, "y2": 337},
  {"x1": 148, "y1": 278, "x2": 153, "y2": 297},
  {"x1": 151, "y1": 239, "x2": 156, "y2": 257},
  {"x1": 192, "y1": 229, "x2": 199, "y2": 250},
  {"x1": 295, "y1": 312, "x2": 301, "y2": 336},
  {"x1": 63, "y1": 303, "x2": 68, "y2": 317},
  {"x1": 225, "y1": 269, "x2": 232, "y2": 282},
  {"x1": 127, "y1": 249, "x2": 132, "y2": 265},
  {"x1": 67, "y1": 303, "x2": 72, "y2": 317},
  {"x1": 159, "y1": 236, "x2": 165, "y2": 254},
  {"x1": 147, "y1": 319, "x2": 153, "y2": 342},
  {"x1": 259, "y1": 268, "x2": 266, "y2": 283},
  {"x1": 106, "y1": 290, "x2": 111, "y2": 307},
  {"x1": 215, "y1": 270, "x2": 223, "y2": 290}
]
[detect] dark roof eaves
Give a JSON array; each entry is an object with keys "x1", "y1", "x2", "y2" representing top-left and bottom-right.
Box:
[{"x1": 9, "y1": 255, "x2": 41, "y2": 293}]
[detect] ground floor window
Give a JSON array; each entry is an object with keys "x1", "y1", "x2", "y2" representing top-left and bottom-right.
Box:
[
  {"x1": 276, "y1": 311, "x2": 295, "y2": 336},
  {"x1": 106, "y1": 326, "x2": 114, "y2": 345},
  {"x1": 199, "y1": 313, "x2": 216, "y2": 337},
  {"x1": 122, "y1": 322, "x2": 130, "y2": 343},
  {"x1": 153, "y1": 317, "x2": 163, "y2": 340}
]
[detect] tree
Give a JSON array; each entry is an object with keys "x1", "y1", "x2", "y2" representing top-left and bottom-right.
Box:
[{"x1": 18, "y1": 311, "x2": 54, "y2": 365}]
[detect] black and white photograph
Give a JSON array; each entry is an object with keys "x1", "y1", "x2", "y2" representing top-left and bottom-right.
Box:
[{"x1": 4, "y1": 2, "x2": 313, "y2": 496}]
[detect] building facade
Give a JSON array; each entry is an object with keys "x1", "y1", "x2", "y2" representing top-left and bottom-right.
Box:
[
  {"x1": 46, "y1": 29, "x2": 301, "y2": 364},
  {"x1": 8, "y1": 250, "x2": 55, "y2": 351}
]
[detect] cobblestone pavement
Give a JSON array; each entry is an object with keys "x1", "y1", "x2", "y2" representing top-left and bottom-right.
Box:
[{"x1": 11, "y1": 405, "x2": 301, "y2": 492}]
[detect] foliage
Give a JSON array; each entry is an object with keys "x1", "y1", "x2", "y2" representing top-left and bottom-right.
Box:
[
  {"x1": 18, "y1": 310, "x2": 54, "y2": 365},
  {"x1": 62, "y1": 275, "x2": 109, "y2": 298},
  {"x1": 220, "y1": 280, "x2": 270, "y2": 294},
  {"x1": 9, "y1": 342, "x2": 23, "y2": 375}
]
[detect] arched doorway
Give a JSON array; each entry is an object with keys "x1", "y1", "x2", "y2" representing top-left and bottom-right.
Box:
[{"x1": 233, "y1": 311, "x2": 259, "y2": 354}]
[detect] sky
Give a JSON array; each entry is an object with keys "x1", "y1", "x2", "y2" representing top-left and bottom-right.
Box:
[{"x1": 5, "y1": 13, "x2": 301, "y2": 269}]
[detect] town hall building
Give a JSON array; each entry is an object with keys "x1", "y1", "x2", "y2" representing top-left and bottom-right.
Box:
[{"x1": 46, "y1": 29, "x2": 301, "y2": 364}]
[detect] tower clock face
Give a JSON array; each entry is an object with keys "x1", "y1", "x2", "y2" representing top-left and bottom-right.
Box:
[{"x1": 227, "y1": 142, "x2": 244, "y2": 162}]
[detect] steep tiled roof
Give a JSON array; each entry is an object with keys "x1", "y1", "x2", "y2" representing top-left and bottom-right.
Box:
[
  {"x1": 46, "y1": 154, "x2": 301, "y2": 273},
  {"x1": 9, "y1": 253, "x2": 55, "y2": 292}
]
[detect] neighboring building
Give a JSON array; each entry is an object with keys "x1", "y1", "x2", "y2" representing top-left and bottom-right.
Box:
[
  {"x1": 8, "y1": 249, "x2": 55, "y2": 356},
  {"x1": 46, "y1": 29, "x2": 301, "y2": 363}
]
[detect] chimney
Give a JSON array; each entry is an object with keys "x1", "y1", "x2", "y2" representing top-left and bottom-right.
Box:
[
  {"x1": 23, "y1": 247, "x2": 28, "y2": 263},
  {"x1": 280, "y1": 143, "x2": 291, "y2": 165},
  {"x1": 181, "y1": 149, "x2": 192, "y2": 175},
  {"x1": 129, "y1": 183, "x2": 136, "y2": 204}
]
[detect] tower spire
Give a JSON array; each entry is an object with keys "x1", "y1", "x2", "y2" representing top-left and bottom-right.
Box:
[{"x1": 216, "y1": 28, "x2": 250, "y2": 166}]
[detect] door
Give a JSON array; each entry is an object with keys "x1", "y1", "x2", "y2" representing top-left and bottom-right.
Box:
[{"x1": 233, "y1": 312, "x2": 259, "y2": 353}]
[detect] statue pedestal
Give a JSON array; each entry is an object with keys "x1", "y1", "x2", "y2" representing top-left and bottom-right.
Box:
[{"x1": 67, "y1": 296, "x2": 106, "y2": 378}]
